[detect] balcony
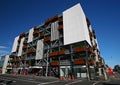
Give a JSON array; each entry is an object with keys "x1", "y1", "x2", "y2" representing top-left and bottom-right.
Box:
[
  {"x1": 49, "y1": 52, "x2": 58, "y2": 57},
  {"x1": 86, "y1": 18, "x2": 90, "y2": 27},
  {"x1": 45, "y1": 18, "x2": 52, "y2": 24},
  {"x1": 49, "y1": 50, "x2": 66, "y2": 57},
  {"x1": 20, "y1": 32, "x2": 26, "y2": 38},
  {"x1": 23, "y1": 40, "x2": 27, "y2": 44},
  {"x1": 40, "y1": 33, "x2": 45, "y2": 38},
  {"x1": 44, "y1": 37, "x2": 51, "y2": 42},
  {"x1": 91, "y1": 52, "x2": 96, "y2": 57},
  {"x1": 51, "y1": 15, "x2": 58, "y2": 21},
  {"x1": 93, "y1": 44, "x2": 97, "y2": 50},
  {"x1": 51, "y1": 61, "x2": 59, "y2": 66},
  {"x1": 74, "y1": 60, "x2": 86, "y2": 65},
  {"x1": 34, "y1": 26, "x2": 38, "y2": 30},
  {"x1": 89, "y1": 32, "x2": 93, "y2": 39},
  {"x1": 58, "y1": 50, "x2": 65, "y2": 55},
  {"x1": 74, "y1": 47, "x2": 92, "y2": 53},
  {"x1": 9, "y1": 55, "x2": 15, "y2": 58},
  {"x1": 89, "y1": 60, "x2": 94, "y2": 65},
  {"x1": 33, "y1": 31, "x2": 39, "y2": 35},
  {"x1": 58, "y1": 19, "x2": 63, "y2": 24},
  {"x1": 58, "y1": 25, "x2": 63, "y2": 30},
  {"x1": 27, "y1": 49, "x2": 36, "y2": 54},
  {"x1": 7, "y1": 65, "x2": 12, "y2": 68},
  {"x1": 23, "y1": 45, "x2": 27, "y2": 49},
  {"x1": 10, "y1": 59, "x2": 18, "y2": 63},
  {"x1": 21, "y1": 57, "x2": 26, "y2": 61}
]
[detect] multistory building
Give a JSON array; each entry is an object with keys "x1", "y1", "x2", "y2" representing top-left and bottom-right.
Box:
[{"x1": 6, "y1": 3, "x2": 107, "y2": 80}]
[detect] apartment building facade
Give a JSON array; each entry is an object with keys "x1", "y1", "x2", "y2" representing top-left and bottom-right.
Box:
[{"x1": 6, "y1": 3, "x2": 107, "y2": 80}]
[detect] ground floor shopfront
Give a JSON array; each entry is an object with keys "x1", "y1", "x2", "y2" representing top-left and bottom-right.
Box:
[{"x1": 6, "y1": 65, "x2": 98, "y2": 80}]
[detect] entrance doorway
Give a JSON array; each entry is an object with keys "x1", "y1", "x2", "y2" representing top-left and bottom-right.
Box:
[{"x1": 60, "y1": 66, "x2": 71, "y2": 79}]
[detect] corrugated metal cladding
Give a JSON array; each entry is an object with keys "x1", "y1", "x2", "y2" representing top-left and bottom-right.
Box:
[
  {"x1": 51, "y1": 21, "x2": 59, "y2": 41},
  {"x1": 63, "y1": 3, "x2": 91, "y2": 46},
  {"x1": 35, "y1": 39, "x2": 44, "y2": 60}
]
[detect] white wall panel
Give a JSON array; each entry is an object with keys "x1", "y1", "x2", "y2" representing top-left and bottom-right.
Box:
[
  {"x1": 28, "y1": 28, "x2": 34, "y2": 43},
  {"x1": 11, "y1": 36, "x2": 19, "y2": 52},
  {"x1": 63, "y1": 3, "x2": 91, "y2": 45},
  {"x1": 51, "y1": 21, "x2": 59, "y2": 41},
  {"x1": 18, "y1": 38, "x2": 25, "y2": 56},
  {"x1": 36, "y1": 39, "x2": 44, "y2": 60},
  {"x1": 2, "y1": 55, "x2": 9, "y2": 74}
]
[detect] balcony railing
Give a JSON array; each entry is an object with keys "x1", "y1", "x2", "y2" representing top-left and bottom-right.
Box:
[
  {"x1": 21, "y1": 57, "x2": 26, "y2": 61},
  {"x1": 74, "y1": 47, "x2": 92, "y2": 53},
  {"x1": 49, "y1": 50, "x2": 66, "y2": 57},
  {"x1": 20, "y1": 32, "x2": 26, "y2": 38},
  {"x1": 10, "y1": 59, "x2": 19, "y2": 62},
  {"x1": 49, "y1": 52, "x2": 58, "y2": 57},
  {"x1": 89, "y1": 60, "x2": 94, "y2": 65},
  {"x1": 51, "y1": 15, "x2": 58, "y2": 21},
  {"x1": 58, "y1": 19, "x2": 63, "y2": 23},
  {"x1": 7, "y1": 65, "x2": 12, "y2": 68},
  {"x1": 45, "y1": 18, "x2": 52, "y2": 24},
  {"x1": 9, "y1": 55, "x2": 15, "y2": 58},
  {"x1": 40, "y1": 33, "x2": 45, "y2": 38},
  {"x1": 27, "y1": 49, "x2": 36, "y2": 54},
  {"x1": 33, "y1": 31, "x2": 39, "y2": 35},
  {"x1": 58, "y1": 25, "x2": 63, "y2": 30},
  {"x1": 58, "y1": 50, "x2": 65, "y2": 55},
  {"x1": 23, "y1": 40, "x2": 27, "y2": 44},
  {"x1": 74, "y1": 60, "x2": 86, "y2": 65},
  {"x1": 23, "y1": 45, "x2": 27, "y2": 49},
  {"x1": 44, "y1": 37, "x2": 51, "y2": 42},
  {"x1": 51, "y1": 61, "x2": 59, "y2": 66}
]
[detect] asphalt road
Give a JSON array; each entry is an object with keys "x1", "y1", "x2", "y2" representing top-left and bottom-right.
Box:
[{"x1": 0, "y1": 74, "x2": 120, "y2": 85}]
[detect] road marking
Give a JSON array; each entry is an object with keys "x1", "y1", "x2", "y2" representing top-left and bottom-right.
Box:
[
  {"x1": 65, "y1": 80, "x2": 82, "y2": 85},
  {"x1": 93, "y1": 81, "x2": 100, "y2": 85},
  {"x1": 38, "y1": 80, "x2": 60, "y2": 85}
]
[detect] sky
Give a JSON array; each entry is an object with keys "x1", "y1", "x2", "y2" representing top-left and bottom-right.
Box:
[{"x1": 0, "y1": 0, "x2": 120, "y2": 68}]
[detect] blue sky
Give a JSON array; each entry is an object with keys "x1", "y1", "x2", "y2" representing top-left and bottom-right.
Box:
[{"x1": 0, "y1": 0, "x2": 120, "y2": 68}]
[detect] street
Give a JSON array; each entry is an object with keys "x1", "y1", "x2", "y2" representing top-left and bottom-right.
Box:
[{"x1": 0, "y1": 74, "x2": 120, "y2": 85}]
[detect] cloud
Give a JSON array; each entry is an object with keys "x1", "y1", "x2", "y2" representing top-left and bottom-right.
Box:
[
  {"x1": 0, "y1": 50, "x2": 10, "y2": 56},
  {"x1": 0, "y1": 46, "x2": 7, "y2": 49}
]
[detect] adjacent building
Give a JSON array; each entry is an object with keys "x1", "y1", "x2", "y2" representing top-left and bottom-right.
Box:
[{"x1": 6, "y1": 3, "x2": 107, "y2": 80}]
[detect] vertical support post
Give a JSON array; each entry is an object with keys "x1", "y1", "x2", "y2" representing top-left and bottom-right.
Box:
[
  {"x1": 46, "y1": 57, "x2": 48, "y2": 77},
  {"x1": 84, "y1": 41, "x2": 91, "y2": 81},
  {"x1": 70, "y1": 45, "x2": 74, "y2": 80},
  {"x1": 45, "y1": 45, "x2": 49, "y2": 77}
]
